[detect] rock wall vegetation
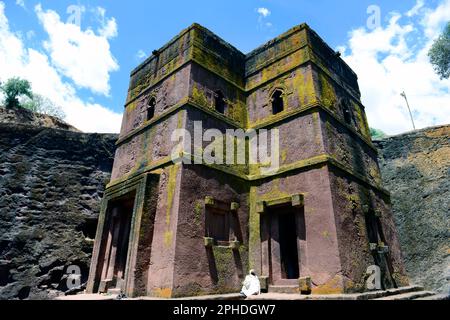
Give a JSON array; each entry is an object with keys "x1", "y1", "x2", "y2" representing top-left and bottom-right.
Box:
[
  {"x1": 0, "y1": 107, "x2": 117, "y2": 299},
  {"x1": 374, "y1": 125, "x2": 450, "y2": 294}
]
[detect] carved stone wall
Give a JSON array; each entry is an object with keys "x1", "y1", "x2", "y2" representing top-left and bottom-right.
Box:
[{"x1": 0, "y1": 120, "x2": 117, "y2": 299}]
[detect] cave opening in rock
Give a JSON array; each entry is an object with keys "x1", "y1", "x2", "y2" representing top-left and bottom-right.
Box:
[
  {"x1": 18, "y1": 286, "x2": 31, "y2": 300},
  {"x1": 76, "y1": 217, "x2": 98, "y2": 240}
]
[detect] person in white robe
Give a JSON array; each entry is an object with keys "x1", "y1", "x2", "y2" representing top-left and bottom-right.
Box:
[{"x1": 240, "y1": 269, "x2": 261, "y2": 298}]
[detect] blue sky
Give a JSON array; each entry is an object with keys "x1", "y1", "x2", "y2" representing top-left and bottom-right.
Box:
[{"x1": 1, "y1": 0, "x2": 449, "y2": 133}]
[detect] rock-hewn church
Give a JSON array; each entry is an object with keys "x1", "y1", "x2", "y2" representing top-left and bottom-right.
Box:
[{"x1": 86, "y1": 23, "x2": 408, "y2": 298}]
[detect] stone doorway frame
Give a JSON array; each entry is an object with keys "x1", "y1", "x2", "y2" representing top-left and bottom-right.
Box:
[
  {"x1": 86, "y1": 173, "x2": 154, "y2": 297},
  {"x1": 257, "y1": 194, "x2": 306, "y2": 286}
]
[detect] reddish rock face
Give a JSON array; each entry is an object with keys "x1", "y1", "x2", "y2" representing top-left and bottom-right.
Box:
[{"x1": 87, "y1": 23, "x2": 408, "y2": 298}]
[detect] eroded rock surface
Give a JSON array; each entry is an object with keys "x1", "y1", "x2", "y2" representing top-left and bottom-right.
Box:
[
  {"x1": 0, "y1": 106, "x2": 79, "y2": 132},
  {"x1": 0, "y1": 112, "x2": 117, "y2": 299},
  {"x1": 374, "y1": 125, "x2": 450, "y2": 294}
]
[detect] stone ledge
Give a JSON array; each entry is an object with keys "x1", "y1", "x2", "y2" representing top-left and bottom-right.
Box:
[{"x1": 58, "y1": 286, "x2": 434, "y2": 300}]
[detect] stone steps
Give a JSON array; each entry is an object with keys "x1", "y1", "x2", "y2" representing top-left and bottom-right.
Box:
[
  {"x1": 56, "y1": 294, "x2": 118, "y2": 300},
  {"x1": 58, "y1": 285, "x2": 445, "y2": 300},
  {"x1": 374, "y1": 291, "x2": 436, "y2": 300},
  {"x1": 107, "y1": 288, "x2": 122, "y2": 295},
  {"x1": 254, "y1": 285, "x2": 433, "y2": 300},
  {"x1": 355, "y1": 285, "x2": 425, "y2": 300},
  {"x1": 266, "y1": 285, "x2": 423, "y2": 298},
  {"x1": 300, "y1": 285, "x2": 427, "y2": 300},
  {"x1": 268, "y1": 285, "x2": 300, "y2": 294}
]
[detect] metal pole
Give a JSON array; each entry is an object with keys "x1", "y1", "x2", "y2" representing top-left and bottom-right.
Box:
[{"x1": 400, "y1": 91, "x2": 416, "y2": 131}]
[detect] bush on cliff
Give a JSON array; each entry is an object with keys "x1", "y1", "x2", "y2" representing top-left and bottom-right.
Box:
[
  {"x1": 0, "y1": 77, "x2": 33, "y2": 109},
  {"x1": 1, "y1": 77, "x2": 65, "y2": 120},
  {"x1": 370, "y1": 127, "x2": 387, "y2": 140},
  {"x1": 428, "y1": 21, "x2": 450, "y2": 80}
]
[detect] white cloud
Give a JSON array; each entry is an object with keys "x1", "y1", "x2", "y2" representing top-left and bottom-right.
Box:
[
  {"x1": 98, "y1": 17, "x2": 118, "y2": 39},
  {"x1": 338, "y1": 0, "x2": 450, "y2": 135},
  {"x1": 406, "y1": 0, "x2": 424, "y2": 17},
  {"x1": 257, "y1": 7, "x2": 270, "y2": 18},
  {"x1": 35, "y1": 4, "x2": 119, "y2": 96},
  {"x1": 95, "y1": 6, "x2": 106, "y2": 19},
  {"x1": 136, "y1": 49, "x2": 146, "y2": 60},
  {"x1": 420, "y1": 0, "x2": 450, "y2": 39},
  {"x1": 26, "y1": 30, "x2": 34, "y2": 40},
  {"x1": 0, "y1": 2, "x2": 122, "y2": 133},
  {"x1": 256, "y1": 7, "x2": 273, "y2": 30},
  {"x1": 95, "y1": 6, "x2": 118, "y2": 39},
  {"x1": 15, "y1": 0, "x2": 25, "y2": 9}
]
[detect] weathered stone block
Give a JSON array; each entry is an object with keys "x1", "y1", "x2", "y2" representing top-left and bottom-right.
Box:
[
  {"x1": 205, "y1": 196, "x2": 215, "y2": 206},
  {"x1": 259, "y1": 276, "x2": 269, "y2": 293},
  {"x1": 230, "y1": 240, "x2": 240, "y2": 250},
  {"x1": 299, "y1": 276, "x2": 312, "y2": 294},
  {"x1": 291, "y1": 194, "x2": 304, "y2": 207},
  {"x1": 204, "y1": 237, "x2": 214, "y2": 247},
  {"x1": 256, "y1": 201, "x2": 265, "y2": 214}
]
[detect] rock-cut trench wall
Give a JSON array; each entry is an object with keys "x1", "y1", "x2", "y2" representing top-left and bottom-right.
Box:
[
  {"x1": 374, "y1": 125, "x2": 450, "y2": 294},
  {"x1": 0, "y1": 113, "x2": 117, "y2": 299}
]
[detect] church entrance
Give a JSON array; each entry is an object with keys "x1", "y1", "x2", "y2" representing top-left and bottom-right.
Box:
[
  {"x1": 278, "y1": 211, "x2": 299, "y2": 279},
  {"x1": 97, "y1": 191, "x2": 135, "y2": 294},
  {"x1": 260, "y1": 199, "x2": 305, "y2": 286}
]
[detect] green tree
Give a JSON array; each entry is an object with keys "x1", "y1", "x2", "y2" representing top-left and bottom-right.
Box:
[
  {"x1": 428, "y1": 22, "x2": 450, "y2": 79},
  {"x1": 22, "y1": 94, "x2": 66, "y2": 120},
  {"x1": 0, "y1": 77, "x2": 33, "y2": 108},
  {"x1": 370, "y1": 127, "x2": 387, "y2": 140}
]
